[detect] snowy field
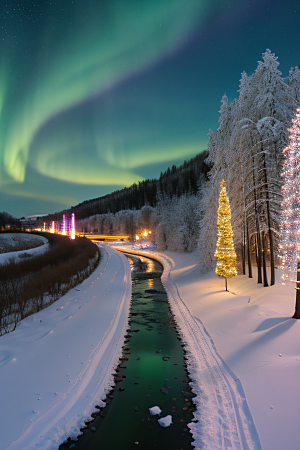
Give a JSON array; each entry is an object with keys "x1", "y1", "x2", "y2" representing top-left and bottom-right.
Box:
[
  {"x1": 162, "y1": 250, "x2": 299, "y2": 450},
  {"x1": 0, "y1": 243, "x2": 299, "y2": 449},
  {"x1": 0, "y1": 233, "x2": 49, "y2": 264}
]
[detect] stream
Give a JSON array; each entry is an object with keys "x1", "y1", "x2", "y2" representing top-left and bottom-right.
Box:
[{"x1": 60, "y1": 252, "x2": 196, "y2": 450}]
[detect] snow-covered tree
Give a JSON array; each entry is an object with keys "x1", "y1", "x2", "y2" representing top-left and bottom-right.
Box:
[
  {"x1": 154, "y1": 191, "x2": 199, "y2": 252},
  {"x1": 289, "y1": 66, "x2": 300, "y2": 104},
  {"x1": 198, "y1": 165, "x2": 223, "y2": 272},
  {"x1": 237, "y1": 71, "x2": 251, "y2": 116},
  {"x1": 198, "y1": 49, "x2": 295, "y2": 283},
  {"x1": 247, "y1": 49, "x2": 291, "y2": 122}
]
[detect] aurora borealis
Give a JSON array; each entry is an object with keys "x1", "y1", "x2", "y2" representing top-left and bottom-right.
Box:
[{"x1": 1, "y1": 0, "x2": 300, "y2": 216}]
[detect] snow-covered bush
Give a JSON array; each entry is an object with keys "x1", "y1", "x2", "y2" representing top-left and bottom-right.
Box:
[{"x1": 77, "y1": 192, "x2": 199, "y2": 253}]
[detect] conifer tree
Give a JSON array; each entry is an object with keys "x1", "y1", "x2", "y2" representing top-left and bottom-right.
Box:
[
  {"x1": 214, "y1": 179, "x2": 238, "y2": 291},
  {"x1": 279, "y1": 107, "x2": 300, "y2": 318}
]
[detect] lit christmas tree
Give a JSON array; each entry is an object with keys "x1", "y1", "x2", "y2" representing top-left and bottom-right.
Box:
[
  {"x1": 278, "y1": 107, "x2": 300, "y2": 318},
  {"x1": 214, "y1": 179, "x2": 237, "y2": 291}
]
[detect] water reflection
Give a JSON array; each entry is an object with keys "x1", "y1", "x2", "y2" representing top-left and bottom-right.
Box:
[
  {"x1": 128, "y1": 257, "x2": 134, "y2": 271},
  {"x1": 148, "y1": 278, "x2": 154, "y2": 289},
  {"x1": 127, "y1": 255, "x2": 155, "y2": 273},
  {"x1": 140, "y1": 256, "x2": 155, "y2": 273},
  {"x1": 59, "y1": 253, "x2": 195, "y2": 450}
]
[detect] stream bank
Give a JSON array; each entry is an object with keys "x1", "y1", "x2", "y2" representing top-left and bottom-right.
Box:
[{"x1": 60, "y1": 253, "x2": 196, "y2": 450}]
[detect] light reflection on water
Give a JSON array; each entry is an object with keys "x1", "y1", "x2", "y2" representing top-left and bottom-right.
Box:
[
  {"x1": 139, "y1": 256, "x2": 155, "y2": 272},
  {"x1": 127, "y1": 255, "x2": 155, "y2": 273},
  {"x1": 148, "y1": 278, "x2": 154, "y2": 289},
  {"x1": 128, "y1": 257, "x2": 134, "y2": 271}
]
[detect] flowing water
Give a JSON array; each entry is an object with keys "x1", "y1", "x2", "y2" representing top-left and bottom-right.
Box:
[{"x1": 60, "y1": 253, "x2": 196, "y2": 450}]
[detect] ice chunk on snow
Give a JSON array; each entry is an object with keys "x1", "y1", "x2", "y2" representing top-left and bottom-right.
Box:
[
  {"x1": 158, "y1": 415, "x2": 172, "y2": 427},
  {"x1": 149, "y1": 406, "x2": 162, "y2": 415}
]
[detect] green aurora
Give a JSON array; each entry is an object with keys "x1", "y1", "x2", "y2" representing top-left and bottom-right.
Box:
[
  {"x1": 1, "y1": 0, "x2": 300, "y2": 216},
  {"x1": 1, "y1": 0, "x2": 208, "y2": 214}
]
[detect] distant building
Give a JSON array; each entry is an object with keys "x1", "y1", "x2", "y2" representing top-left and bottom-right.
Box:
[{"x1": 20, "y1": 214, "x2": 48, "y2": 231}]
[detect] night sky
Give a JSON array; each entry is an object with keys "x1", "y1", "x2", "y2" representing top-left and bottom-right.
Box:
[{"x1": 1, "y1": 0, "x2": 300, "y2": 217}]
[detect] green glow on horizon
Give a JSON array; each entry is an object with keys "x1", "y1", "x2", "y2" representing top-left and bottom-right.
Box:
[
  {"x1": 2, "y1": 0, "x2": 207, "y2": 185},
  {"x1": 35, "y1": 149, "x2": 144, "y2": 186},
  {"x1": 1, "y1": 185, "x2": 78, "y2": 208},
  {"x1": 101, "y1": 142, "x2": 206, "y2": 170}
]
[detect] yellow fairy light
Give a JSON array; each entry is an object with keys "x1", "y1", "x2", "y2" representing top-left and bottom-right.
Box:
[{"x1": 214, "y1": 179, "x2": 237, "y2": 289}]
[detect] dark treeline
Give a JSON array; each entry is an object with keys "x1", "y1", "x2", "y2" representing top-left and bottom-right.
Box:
[
  {"x1": 46, "y1": 151, "x2": 208, "y2": 222},
  {"x1": 0, "y1": 212, "x2": 21, "y2": 230}
]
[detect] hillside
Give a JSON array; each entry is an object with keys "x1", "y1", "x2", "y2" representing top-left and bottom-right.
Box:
[{"x1": 45, "y1": 150, "x2": 209, "y2": 222}]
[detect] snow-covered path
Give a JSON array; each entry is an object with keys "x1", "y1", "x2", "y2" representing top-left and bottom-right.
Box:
[
  {"x1": 0, "y1": 244, "x2": 131, "y2": 450},
  {"x1": 160, "y1": 254, "x2": 260, "y2": 450}
]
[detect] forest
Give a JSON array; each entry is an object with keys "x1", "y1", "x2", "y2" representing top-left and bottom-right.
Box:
[
  {"x1": 61, "y1": 50, "x2": 300, "y2": 285},
  {"x1": 0, "y1": 212, "x2": 21, "y2": 230},
  {"x1": 45, "y1": 151, "x2": 209, "y2": 221},
  {"x1": 199, "y1": 49, "x2": 299, "y2": 286}
]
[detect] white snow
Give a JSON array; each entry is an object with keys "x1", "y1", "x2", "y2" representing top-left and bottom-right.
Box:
[
  {"x1": 158, "y1": 415, "x2": 172, "y2": 427},
  {"x1": 149, "y1": 406, "x2": 162, "y2": 416},
  {"x1": 157, "y1": 250, "x2": 300, "y2": 450},
  {"x1": 0, "y1": 244, "x2": 131, "y2": 450},
  {"x1": 1, "y1": 243, "x2": 299, "y2": 449},
  {"x1": 0, "y1": 234, "x2": 49, "y2": 265}
]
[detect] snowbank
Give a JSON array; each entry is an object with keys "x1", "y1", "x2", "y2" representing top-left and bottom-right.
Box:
[
  {"x1": 160, "y1": 251, "x2": 300, "y2": 450},
  {"x1": 0, "y1": 244, "x2": 131, "y2": 450},
  {"x1": 118, "y1": 245, "x2": 299, "y2": 450},
  {"x1": 0, "y1": 234, "x2": 49, "y2": 265}
]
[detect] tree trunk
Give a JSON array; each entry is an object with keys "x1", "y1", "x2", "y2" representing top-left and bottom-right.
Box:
[
  {"x1": 225, "y1": 277, "x2": 228, "y2": 291},
  {"x1": 293, "y1": 260, "x2": 300, "y2": 319},
  {"x1": 250, "y1": 134, "x2": 263, "y2": 284},
  {"x1": 242, "y1": 227, "x2": 246, "y2": 275},
  {"x1": 247, "y1": 222, "x2": 252, "y2": 278},
  {"x1": 129, "y1": 214, "x2": 135, "y2": 242},
  {"x1": 253, "y1": 176, "x2": 262, "y2": 282},
  {"x1": 261, "y1": 140, "x2": 275, "y2": 286},
  {"x1": 269, "y1": 228, "x2": 275, "y2": 286},
  {"x1": 255, "y1": 234, "x2": 262, "y2": 283},
  {"x1": 262, "y1": 231, "x2": 268, "y2": 287}
]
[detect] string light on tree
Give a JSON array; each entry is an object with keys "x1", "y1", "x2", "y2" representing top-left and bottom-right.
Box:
[
  {"x1": 214, "y1": 179, "x2": 237, "y2": 291},
  {"x1": 278, "y1": 107, "x2": 300, "y2": 318}
]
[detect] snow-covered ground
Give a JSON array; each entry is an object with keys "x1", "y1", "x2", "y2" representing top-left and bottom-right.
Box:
[
  {"x1": 0, "y1": 243, "x2": 298, "y2": 450},
  {"x1": 115, "y1": 245, "x2": 300, "y2": 450},
  {"x1": 0, "y1": 234, "x2": 49, "y2": 265},
  {"x1": 161, "y1": 250, "x2": 299, "y2": 450},
  {"x1": 0, "y1": 244, "x2": 131, "y2": 450}
]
